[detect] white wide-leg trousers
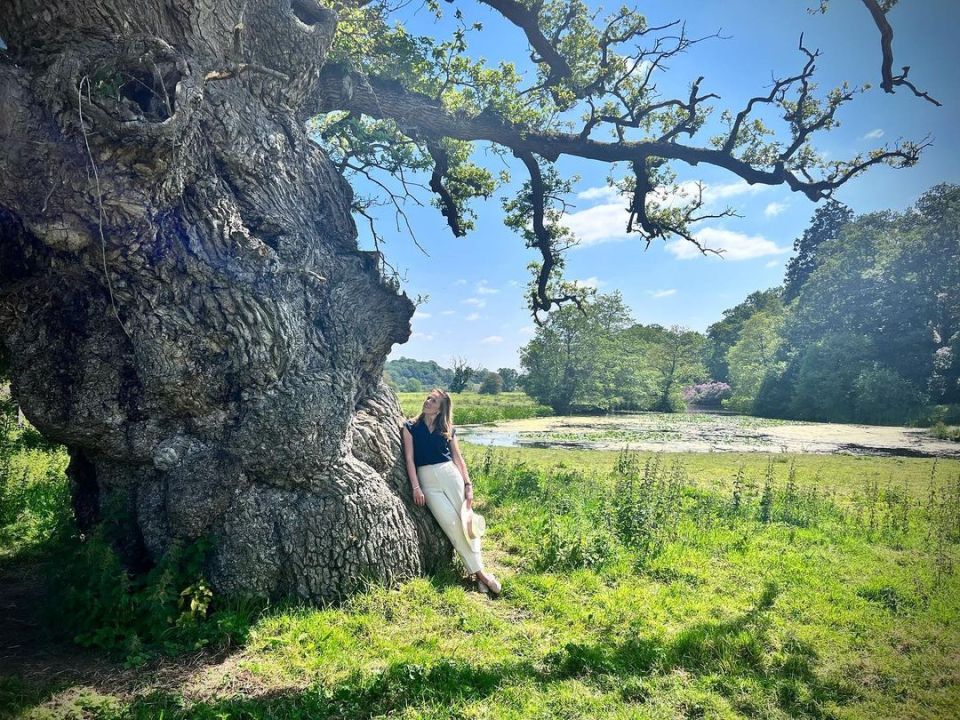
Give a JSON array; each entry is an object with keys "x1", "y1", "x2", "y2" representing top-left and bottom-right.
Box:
[{"x1": 417, "y1": 461, "x2": 484, "y2": 574}]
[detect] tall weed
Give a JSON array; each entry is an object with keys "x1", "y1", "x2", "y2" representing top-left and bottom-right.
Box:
[
  {"x1": 0, "y1": 396, "x2": 71, "y2": 558},
  {"x1": 49, "y1": 532, "x2": 256, "y2": 664},
  {"x1": 610, "y1": 451, "x2": 684, "y2": 562}
]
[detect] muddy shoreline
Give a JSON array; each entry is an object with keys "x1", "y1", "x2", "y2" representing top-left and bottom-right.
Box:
[{"x1": 457, "y1": 413, "x2": 960, "y2": 459}]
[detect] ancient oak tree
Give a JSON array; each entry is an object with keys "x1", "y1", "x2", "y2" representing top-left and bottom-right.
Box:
[{"x1": 0, "y1": 0, "x2": 934, "y2": 601}]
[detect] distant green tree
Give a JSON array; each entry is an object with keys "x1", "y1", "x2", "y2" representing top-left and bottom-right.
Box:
[
  {"x1": 449, "y1": 357, "x2": 475, "y2": 393},
  {"x1": 385, "y1": 357, "x2": 453, "y2": 390},
  {"x1": 725, "y1": 310, "x2": 785, "y2": 413},
  {"x1": 907, "y1": 184, "x2": 960, "y2": 404},
  {"x1": 750, "y1": 184, "x2": 960, "y2": 424},
  {"x1": 704, "y1": 289, "x2": 783, "y2": 383},
  {"x1": 479, "y1": 372, "x2": 504, "y2": 395},
  {"x1": 853, "y1": 364, "x2": 926, "y2": 425},
  {"x1": 782, "y1": 200, "x2": 853, "y2": 302},
  {"x1": 643, "y1": 326, "x2": 707, "y2": 412},
  {"x1": 497, "y1": 368, "x2": 520, "y2": 392},
  {"x1": 788, "y1": 333, "x2": 875, "y2": 422},
  {"x1": 520, "y1": 293, "x2": 633, "y2": 413},
  {"x1": 404, "y1": 378, "x2": 423, "y2": 393}
]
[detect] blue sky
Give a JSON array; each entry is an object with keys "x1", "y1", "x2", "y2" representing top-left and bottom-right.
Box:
[{"x1": 351, "y1": 0, "x2": 960, "y2": 371}]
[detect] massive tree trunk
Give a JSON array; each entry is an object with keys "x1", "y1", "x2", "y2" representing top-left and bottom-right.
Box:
[{"x1": 0, "y1": 0, "x2": 450, "y2": 601}]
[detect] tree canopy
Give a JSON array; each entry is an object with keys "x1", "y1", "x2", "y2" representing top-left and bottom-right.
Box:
[
  {"x1": 712, "y1": 183, "x2": 960, "y2": 424},
  {"x1": 519, "y1": 292, "x2": 706, "y2": 413},
  {"x1": 308, "y1": 0, "x2": 935, "y2": 320}
]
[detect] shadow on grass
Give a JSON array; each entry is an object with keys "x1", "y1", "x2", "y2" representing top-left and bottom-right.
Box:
[
  {"x1": 108, "y1": 658, "x2": 526, "y2": 719},
  {"x1": 105, "y1": 583, "x2": 860, "y2": 720},
  {"x1": 544, "y1": 581, "x2": 859, "y2": 718}
]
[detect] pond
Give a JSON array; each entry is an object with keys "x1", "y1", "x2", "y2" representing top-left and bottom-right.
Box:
[{"x1": 457, "y1": 412, "x2": 960, "y2": 459}]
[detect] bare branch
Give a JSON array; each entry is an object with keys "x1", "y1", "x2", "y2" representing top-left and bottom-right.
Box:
[
  {"x1": 473, "y1": 0, "x2": 572, "y2": 85},
  {"x1": 860, "y1": 0, "x2": 940, "y2": 105},
  {"x1": 344, "y1": 162, "x2": 424, "y2": 245},
  {"x1": 426, "y1": 141, "x2": 466, "y2": 237},
  {"x1": 514, "y1": 151, "x2": 584, "y2": 319},
  {"x1": 625, "y1": 165, "x2": 736, "y2": 252},
  {"x1": 722, "y1": 37, "x2": 818, "y2": 155}
]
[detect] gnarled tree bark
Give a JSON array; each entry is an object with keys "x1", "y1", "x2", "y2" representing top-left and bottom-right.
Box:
[{"x1": 0, "y1": 0, "x2": 450, "y2": 601}]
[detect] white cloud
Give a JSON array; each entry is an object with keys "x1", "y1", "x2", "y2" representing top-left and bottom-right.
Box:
[
  {"x1": 577, "y1": 185, "x2": 621, "y2": 201},
  {"x1": 764, "y1": 201, "x2": 788, "y2": 217},
  {"x1": 508, "y1": 280, "x2": 521, "y2": 287},
  {"x1": 453, "y1": 279, "x2": 468, "y2": 286},
  {"x1": 414, "y1": 311, "x2": 432, "y2": 319},
  {"x1": 440, "y1": 309, "x2": 456, "y2": 316},
  {"x1": 666, "y1": 227, "x2": 789, "y2": 261},
  {"x1": 765, "y1": 260, "x2": 780, "y2": 268},
  {"x1": 563, "y1": 202, "x2": 632, "y2": 246},
  {"x1": 575, "y1": 276, "x2": 606, "y2": 289},
  {"x1": 476, "y1": 281, "x2": 499, "y2": 295},
  {"x1": 410, "y1": 332, "x2": 434, "y2": 341},
  {"x1": 863, "y1": 128, "x2": 884, "y2": 140},
  {"x1": 462, "y1": 297, "x2": 486, "y2": 307},
  {"x1": 648, "y1": 289, "x2": 677, "y2": 298},
  {"x1": 567, "y1": 179, "x2": 771, "y2": 247},
  {"x1": 519, "y1": 325, "x2": 535, "y2": 335},
  {"x1": 481, "y1": 335, "x2": 504, "y2": 344},
  {"x1": 466, "y1": 312, "x2": 481, "y2": 321},
  {"x1": 691, "y1": 179, "x2": 768, "y2": 203}
]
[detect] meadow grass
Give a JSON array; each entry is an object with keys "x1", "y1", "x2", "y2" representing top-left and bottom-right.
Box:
[
  {"x1": 2, "y1": 421, "x2": 959, "y2": 718},
  {"x1": 397, "y1": 391, "x2": 553, "y2": 425},
  {"x1": 460, "y1": 444, "x2": 957, "y2": 504},
  {"x1": 0, "y1": 398, "x2": 70, "y2": 563}
]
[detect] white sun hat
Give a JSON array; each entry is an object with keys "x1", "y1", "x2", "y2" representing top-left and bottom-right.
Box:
[{"x1": 460, "y1": 501, "x2": 486, "y2": 553}]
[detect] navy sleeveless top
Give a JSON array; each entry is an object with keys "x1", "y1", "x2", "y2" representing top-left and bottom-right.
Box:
[{"x1": 404, "y1": 419, "x2": 456, "y2": 467}]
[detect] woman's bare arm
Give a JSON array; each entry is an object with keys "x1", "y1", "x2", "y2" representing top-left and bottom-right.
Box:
[{"x1": 402, "y1": 426, "x2": 425, "y2": 506}]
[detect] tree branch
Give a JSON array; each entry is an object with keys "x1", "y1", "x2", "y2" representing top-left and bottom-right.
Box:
[
  {"x1": 514, "y1": 151, "x2": 584, "y2": 320},
  {"x1": 472, "y1": 0, "x2": 572, "y2": 86},
  {"x1": 860, "y1": 0, "x2": 940, "y2": 106},
  {"x1": 314, "y1": 64, "x2": 924, "y2": 202},
  {"x1": 426, "y1": 141, "x2": 466, "y2": 237}
]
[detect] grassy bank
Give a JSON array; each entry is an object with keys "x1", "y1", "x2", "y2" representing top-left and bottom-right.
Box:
[
  {"x1": 397, "y1": 391, "x2": 553, "y2": 425},
  {"x1": 2, "y1": 433, "x2": 959, "y2": 718}
]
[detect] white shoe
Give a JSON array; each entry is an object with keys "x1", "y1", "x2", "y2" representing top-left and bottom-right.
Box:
[{"x1": 477, "y1": 572, "x2": 501, "y2": 596}]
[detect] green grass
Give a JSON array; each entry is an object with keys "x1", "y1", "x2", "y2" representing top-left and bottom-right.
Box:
[
  {"x1": 397, "y1": 391, "x2": 554, "y2": 425},
  {"x1": 3, "y1": 411, "x2": 960, "y2": 718},
  {"x1": 460, "y1": 443, "x2": 957, "y2": 503},
  {"x1": 0, "y1": 397, "x2": 70, "y2": 563}
]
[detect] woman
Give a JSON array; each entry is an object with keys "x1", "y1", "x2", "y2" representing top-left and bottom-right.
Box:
[{"x1": 402, "y1": 389, "x2": 502, "y2": 596}]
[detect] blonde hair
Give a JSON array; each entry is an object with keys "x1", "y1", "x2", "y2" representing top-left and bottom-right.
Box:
[{"x1": 413, "y1": 389, "x2": 454, "y2": 439}]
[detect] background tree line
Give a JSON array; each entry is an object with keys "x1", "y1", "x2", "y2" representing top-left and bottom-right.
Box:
[
  {"x1": 386, "y1": 184, "x2": 959, "y2": 427},
  {"x1": 518, "y1": 183, "x2": 960, "y2": 426},
  {"x1": 385, "y1": 358, "x2": 519, "y2": 395},
  {"x1": 710, "y1": 183, "x2": 960, "y2": 426},
  {"x1": 519, "y1": 293, "x2": 706, "y2": 414}
]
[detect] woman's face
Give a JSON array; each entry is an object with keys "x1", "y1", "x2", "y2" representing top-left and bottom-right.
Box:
[{"x1": 422, "y1": 391, "x2": 443, "y2": 415}]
